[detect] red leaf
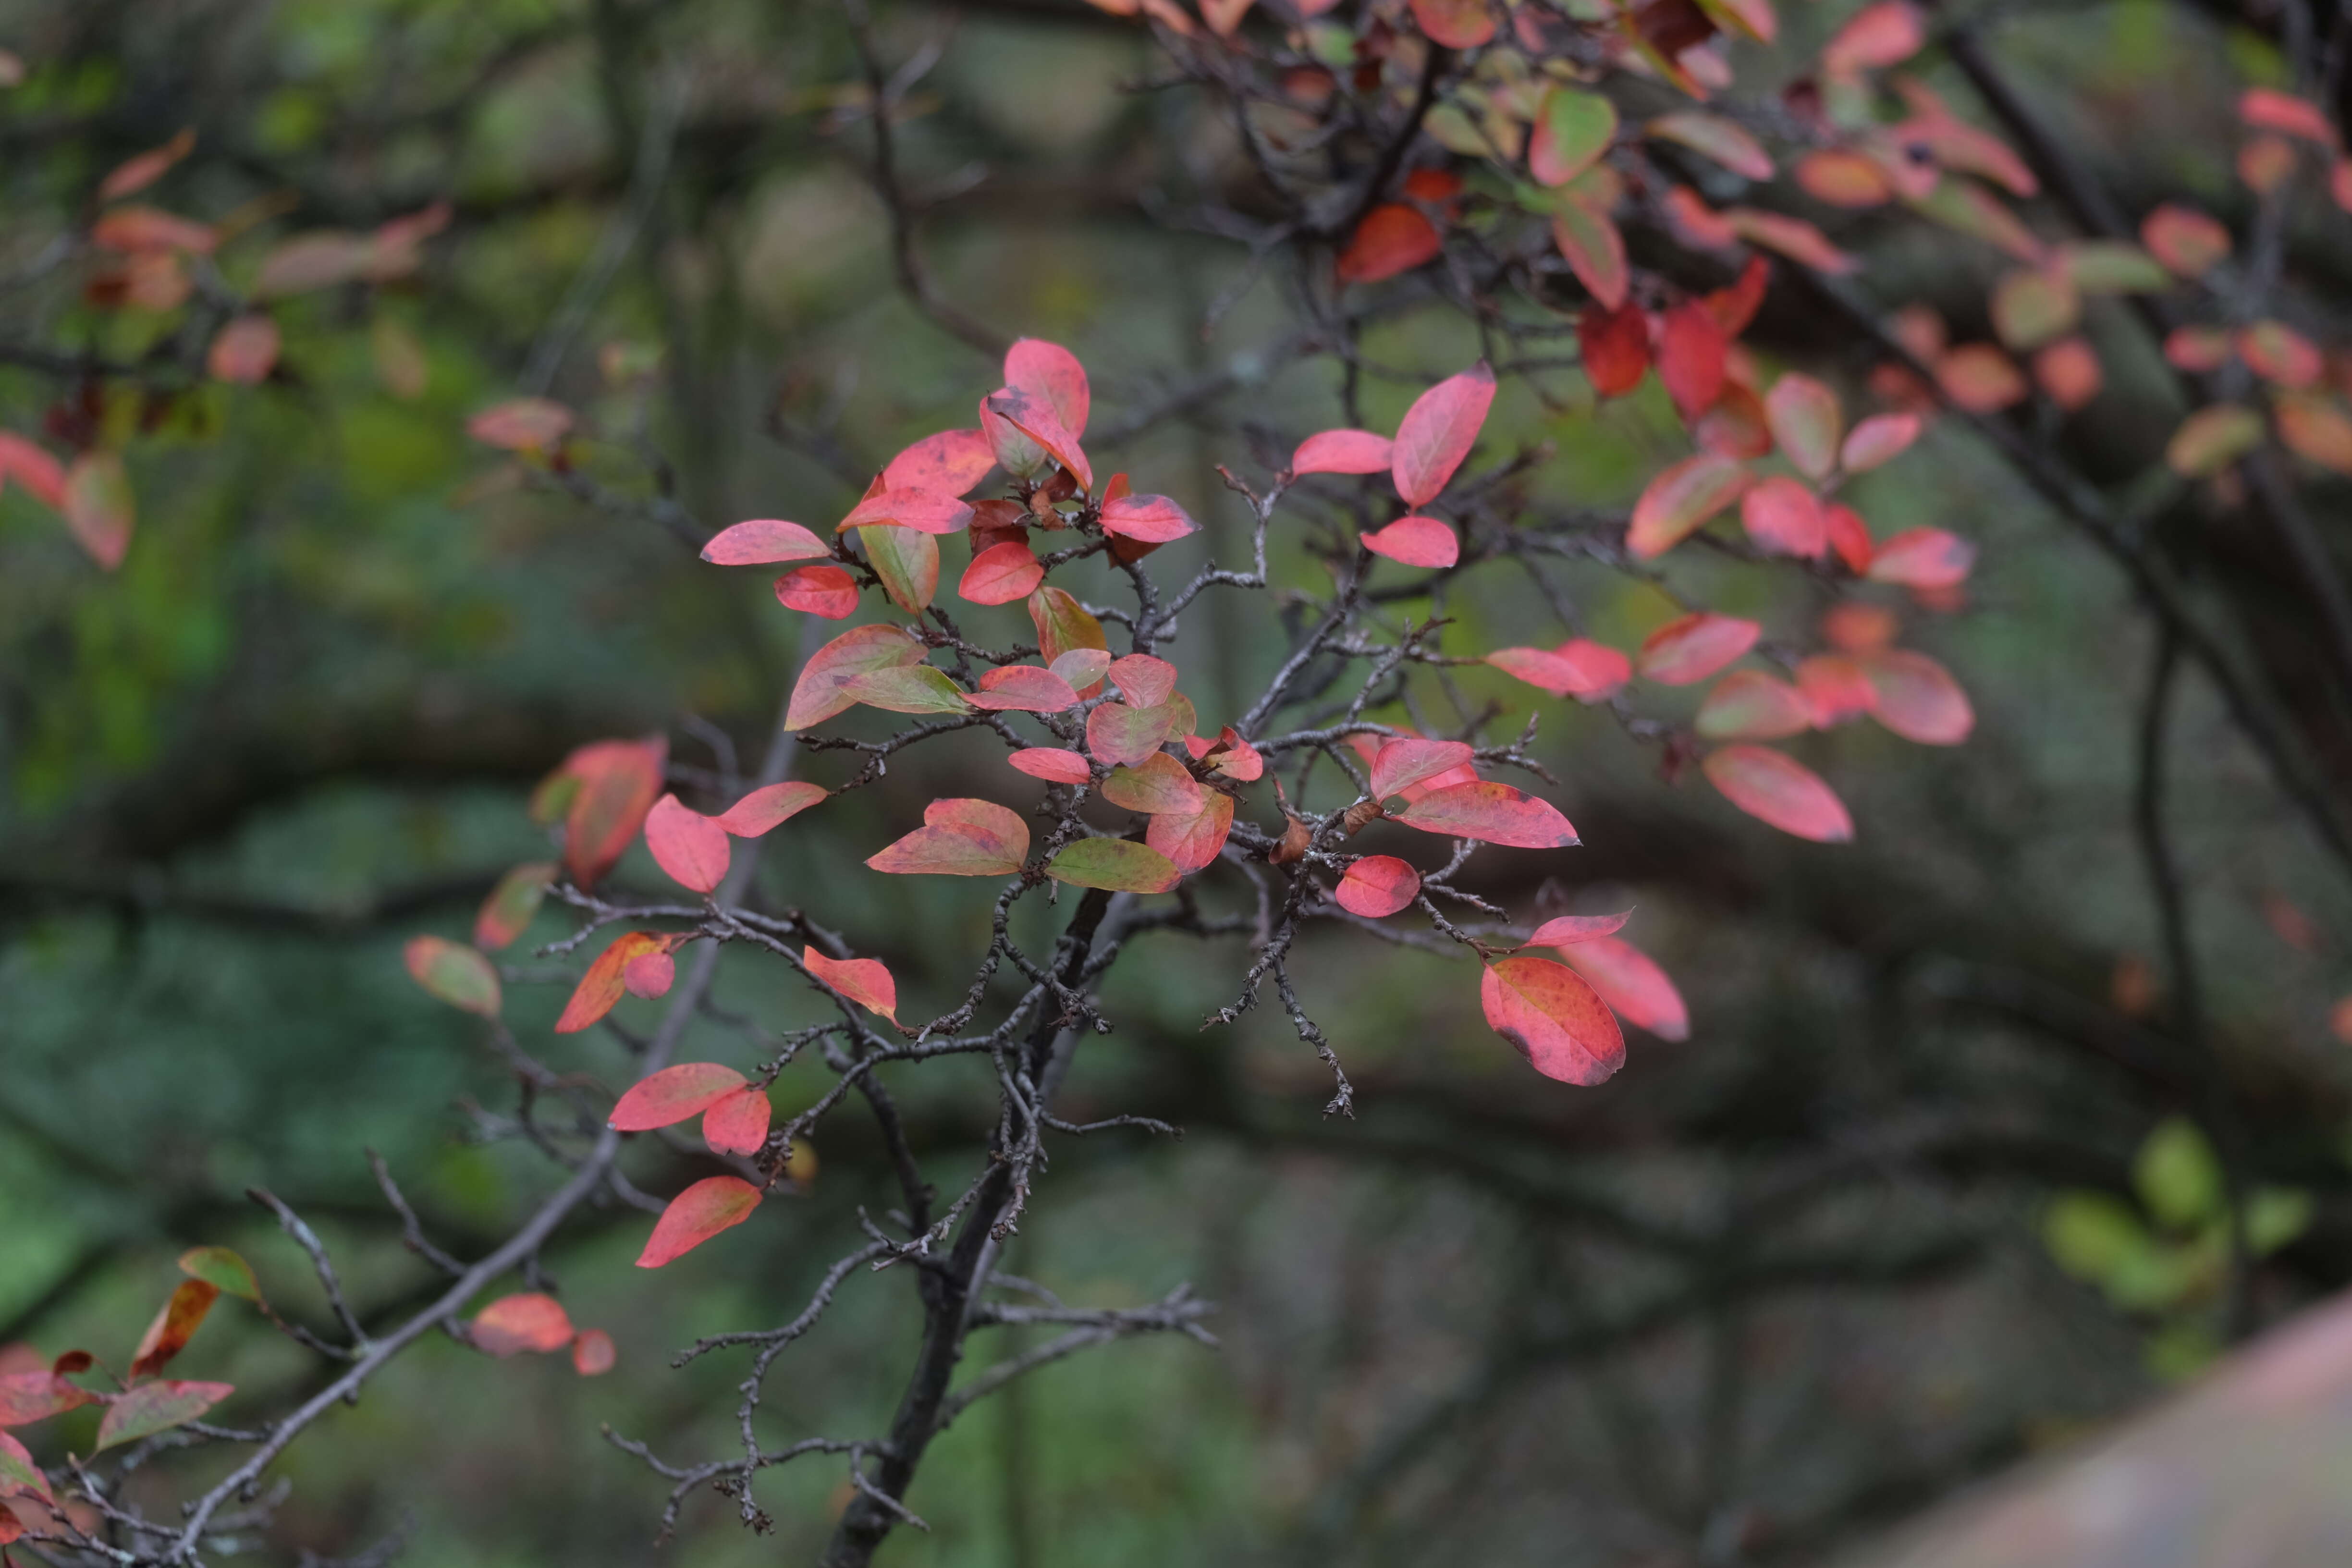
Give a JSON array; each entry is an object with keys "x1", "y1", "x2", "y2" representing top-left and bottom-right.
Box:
[
  {"x1": 1392, "y1": 782, "x2": 1578, "y2": 847},
  {"x1": 1723, "y1": 208, "x2": 1859, "y2": 275},
  {"x1": 624, "y1": 950, "x2": 675, "y2": 999},
  {"x1": 558, "y1": 735, "x2": 668, "y2": 887},
  {"x1": 63, "y1": 452, "x2": 134, "y2": 571},
  {"x1": 1647, "y1": 113, "x2": 1774, "y2": 181},
  {"x1": 0, "y1": 433, "x2": 66, "y2": 510},
  {"x1": 1739, "y1": 476, "x2": 1826, "y2": 557},
  {"x1": 1865, "y1": 527, "x2": 1974, "y2": 588},
  {"x1": 1370, "y1": 737, "x2": 1475, "y2": 799},
  {"x1": 2034, "y1": 337, "x2": 2103, "y2": 411},
  {"x1": 1764, "y1": 373, "x2": 1841, "y2": 480},
  {"x1": 644, "y1": 795, "x2": 730, "y2": 894},
  {"x1": 2240, "y1": 86, "x2": 2337, "y2": 146},
  {"x1": 883, "y1": 429, "x2": 996, "y2": 495},
  {"x1": 1292, "y1": 429, "x2": 1395, "y2": 475},
  {"x1": 839, "y1": 488, "x2": 974, "y2": 537},
  {"x1": 1005, "y1": 338, "x2": 1091, "y2": 437},
  {"x1": 0, "y1": 1372, "x2": 95, "y2": 1428},
  {"x1": 1555, "y1": 639, "x2": 1631, "y2": 702},
  {"x1": 1337, "y1": 204, "x2": 1442, "y2": 284},
  {"x1": 1796, "y1": 654, "x2": 1878, "y2": 726},
  {"x1": 571, "y1": 1329, "x2": 617, "y2": 1376},
  {"x1": 1703, "y1": 745, "x2": 1854, "y2": 841},
  {"x1": 1101, "y1": 493, "x2": 1199, "y2": 544},
  {"x1": 1824, "y1": 502, "x2": 1873, "y2": 573},
  {"x1": 1009, "y1": 747, "x2": 1093, "y2": 784},
  {"x1": 1409, "y1": 0, "x2": 1494, "y2": 47},
  {"x1": 1820, "y1": 0, "x2": 1924, "y2": 74},
  {"x1": 1696, "y1": 669, "x2": 1813, "y2": 740},
  {"x1": 711, "y1": 781, "x2": 828, "y2": 837},
  {"x1": 1638, "y1": 612, "x2": 1761, "y2": 685},
  {"x1": 1109, "y1": 653, "x2": 1178, "y2": 708},
  {"x1": 1482, "y1": 957, "x2": 1626, "y2": 1085},
  {"x1": 637, "y1": 1176, "x2": 761, "y2": 1268},
  {"x1": 1147, "y1": 792, "x2": 1234, "y2": 873},
  {"x1": 404, "y1": 934, "x2": 502, "y2": 1017},
  {"x1": 1101, "y1": 753, "x2": 1204, "y2": 816},
  {"x1": 804, "y1": 947, "x2": 898, "y2": 1021},
  {"x1": 94, "y1": 1381, "x2": 234, "y2": 1452},
  {"x1": 1936, "y1": 345, "x2": 2029, "y2": 412},
  {"x1": 1548, "y1": 196, "x2": 1622, "y2": 294},
  {"x1": 1524, "y1": 910, "x2": 1631, "y2": 946},
  {"x1": 1703, "y1": 256, "x2": 1773, "y2": 338},
  {"x1": 1559, "y1": 934, "x2": 1690, "y2": 1040},
  {"x1": 1361, "y1": 514, "x2": 1458, "y2": 567},
  {"x1": 1839, "y1": 412, "x2": 1920, "y2": 473},
  {"x1": 98, "y1": 128, "x2": 196, "y2": 202},
  {"x1": 867, "y1": 797, "x2": 1031, "y2": 876},
  {"x1": 1627, "y1": 452, "x2": 1749, "y2": 559},
  {"x1": 968, "y1": 664, "x2": 1081, "y2": 713},
  {"x1": 787, "y1": 625, "x2": 925, "y2": 730},
  {"x1": 467, "y1": 398, "x2": 573, "y2": 452},
  {"x1": 985, "y1": 388, "x2": 1093, "y2": 492},
  {"x1": 1336, "y1": 856, "x2": 1421, "y2": 917},
  {"x1": 1392, "y1": 361, "x2": 1495, "y2": 507},
  {"x1": 1088, "y1": 702, "x2": 1176, "y2": 768},
  {"x1": 959, "y1": 541, "x2": 1044, "y2": 605},
  {"x1": 472, "y1": 1294, "x2": 574, "y2": 1356},
  {"x1": 1579, "y1": 300, "x2": 1650, "y2": 396},
  {"x1": 556, "y1": 932, "x2": 684, "y2": 1033},
  {"x1": 1658, "y1": 303, "x2": 1728, "y2": 423},
  {"x1": 1856, "y1": 648, "x2": 1972, "y2": 744},
  {"x1": 702, "y1": 1087, "x2": 772, "y2": 1155},
  {"x1": 2142, "y1": 204, "x2": 2231, "y2": 279},
  {"x1": 129, "y1": 1281, "x2": 217, "y2": 1380},
  {"x1": 206, "y1": 315, "x2": 280, "y2": 383},
  {"x1": 775, "y1": 564, "x2": 860, "y2": 618},
  {"x1": 705, "y1": 518, "x2": 828, "y2": 565},
  {"x1": 610, "y1": 1063, "x2": 749, "y2": 1131}
]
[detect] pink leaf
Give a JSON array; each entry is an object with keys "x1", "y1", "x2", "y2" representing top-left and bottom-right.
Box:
[
  {"x1": 959, "y1": 541, "x2": 1045, "y2": 605},
  {"x1": 1739, "y1": 476, "x2": 1827, "y2": 557},
  {"x1": 1392, "y1": 782, "x2": 1578, "y2": 848},
  {"x1": 883, "y1": 429, "x2": 996, "y2": 496},
  {"x1": 610, "y1": 1063, "x2": 749, "y2": 1131},
  {"x1": 93, "y1": 1381, "x2": 234, "y2": 1453},
  {"x1": 1101, "y1": 493, "x2": 1200, "y2": 544},
  {"x1": 866, "y1": 797, "x2": 1032, "y2": 877},
  {"x1": 1109, "y1": 653, "x2": 1179, "y2": 709},
  {"x1": 644, "y1": 795, "x2": 730, "y2": 894},
  {"x1": 1638, "y1": 613, "x2": 1761, "y2": 686},
  {"x1": 786, "y1": 625, "x2": 925, "y2": 730},
  {"x1": 1821, "y1": 0, "x2": 1924, "y2": 75},
  {"x1": 207, "y1": 315, "x2": 280, "y2": 384},
  {"x1": 968, "y1": 664, "x2": 1081, "y2": 713},
  {"x1": 985, "y1": 388, "x2": 1093, "y2": 492},
  {"x1": 1702, "y1": 746, "x2": 1854, "y2": 842},
  {"x1": 571, "y1": 1329, "x2": 617, "y2": 1376},
  {"x1": 1009, "y1": 747, "x2": 1093, "y2": 784},
  {"x1": 804, "y1": 947, "x2": 898, "y2": 1020},
  {"x1": 1004, "y1": 339, "x2": 1091, "y2": 437},
  {"x1": 1856, "y1": 649, "x2": 1973, "y2": 744},
  {"x1": 1865, "y1": 527, "x2": 1975, "y2": 588},
  {"x1": 637, "y1": 1176, "x2": 760, "y2": 1268},
  {"x1": 1839, "y1": 412, "x2": 1920, "y2": 473},
  {"x1": 1361, "y1": 514, "x2": 1459, "y2": 567},
  {"x1": 1370, "y1": 737, "x2": 1475, "y2": 799},
  {"x1": 1627, "y1": 453, "x2": 1749, "y2": 559},
  {"x1": 1087, "y1": 702, "x2": 1176, "y2": 768},
  {"x1": 472, "y1": 1293, "x2": 575, "y2": 1356},
  {"x1": 1146, "y1": 792, "x2": 1234, "y2": 873},
  {"x1": 775, "y1": 564, "x2": 860, "y2": 618},
  {"x1": 701, "y1": 1086, "x2": 772, "y2": 1155},
  {"x1": 1391, "y1": 362, "x2": 1496, "y2": 507},
  {"x1": 1695, "y1": 669, "x2": 1813, "y2": 740},
  {"x1": 839, "y1": 487, "x2": 975, "y2": 536},
  {"x1": 467, "y1": 398, "x2": 572, "y2": 452},
  {"x1": 1336, "y1": 856, "x2": 1421, "y2": 918},
  {"x1": 704, "y1": 518, "x2": 828, "y2": 565},
  {"x1": 1764, "y1": 374, "x2": 1842, "y2": 480},
  {"x1": 1292, "y1": 429, "x2": 1395, "y2": 475},
  {"x1": 1101, "y1": 753, "x2": 1205, "y2": 816},
  {"x1": 1482, "y1": 957, "x2": 1626, "y2": 1085},
  {"x1": 624, "y1": 950, "x2": 675, "y2": 999},
  {"x1": 1559, "y1": 935, "x2": 1690, "y2": 1040},
  {"x1": 1524, "y1": 911, "x2": 1632, "y2": 946},
  {"x1": 711, "y1": 781, "x2": 829, "y2": 838}
]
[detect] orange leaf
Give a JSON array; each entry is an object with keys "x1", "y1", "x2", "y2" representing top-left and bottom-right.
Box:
[
  {"x1": 129, "y1": 1281, "x2": 217, "y2": 1380},
  {"x1": 555, "y1": 932, "x2": 685, "y2": 1033},
  {"x1": 804, "y1": 947, "x2": 898, "y2": 1021},
  {"x1": 472, "y1": 1294, "x2": 574, "y2": 1356}
]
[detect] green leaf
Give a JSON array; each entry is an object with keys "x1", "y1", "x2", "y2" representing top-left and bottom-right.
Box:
[
  {"x1": 2247, "y1": 1187, "x2": 2314, "y2": 1255},
  {"x1": 177, "y1": 1246, "x2": 262, "y2": 1304},
  {"x1": 94, "y1": 1381, "x2": 235, "y2": 1452},
  {"x1": 2134, "y1": 1116, "x2": 2222, "y2": 1229},
  {"x1": 402, "y1": 935, "x2": 501, "y2": 1017},
  {"x1": 1535, "y1": 87, "x2": 1617, "y2": 186},
  {"x1": 840, "y1": 663, "x2": 970, "y2": 716},
  {"x1": 2042, "y1": 1191, "x2": 2152, "y2": 1283},
  {"x1": 1043, "y1": 838, "x2": 1181, "y2": 894},
  {"x1": 2062, "y1": 241, "x2": 2173, "y2": 294}
]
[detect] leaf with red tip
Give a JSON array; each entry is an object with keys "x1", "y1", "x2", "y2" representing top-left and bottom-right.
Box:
[
  {"x1": 92, "y1": 205, "x2": 216, "y2": 254},
  {"x1": 1639, "y1": 613, "x2": 1761, "y2": 685},
  {"x1": 1646, "y1": 113, "x2": 1774, "y2": 180},
  {"x1": 0, "y1": 1430, "x2": 51, "y2": 1503},
  {"x1": 1410, "y1": 0, "x2": 1494, "y2": 47},
  {"x1": 804, "y1": 947, "x2": 898, "y2": 1020},
  {"x1": 883, "y1": 429, "x2": 996, "y2": 495},
  {"x1": 868, "y1": 797, "x2": 1031, "y2": 877},
  {"x1": 2240, "y1": 321, "x2": 2323, "y2": 389},
  {"x1": 1552, "y1": 200, "x2": 1628, "y2": 308},
  {"x1": 1764, "y1": 374, "x2": 1841, "y2": 480},
  {"x1": 1820, "y1": 0, "x2": 1923, "y2": 74},
  {"x1": 1937, "y1": 344, "x2": 2030, "y2": 412},
  {"x1": 556, "y1": 932, "x2": 683, "y2": 1033},
  {"x1": 1050, "y1": 648, "x2": 1112, "y2": 696},
  {"x1": 1101, "y1": 753, "x2": 1204, "y2": 816},
  {"x1": 571, "y1": 1329, "x2": 616, "y2": 1375},
  {"x1": 1723, "y1": 208, "x2": 1859, "y2": 275},
  {"x1": 2277, "y1": 393, "x2": 2352, "y2": 474},
  {"x1": 1740, "y1": 477, "x2": 1826, "y2": 557},
  {"x1": 472, "y1": 1294, "x2": 574, "y2": 1356},
  {"x1": 1009, "y1": 747, "x2": 1092, "y2": 784},
  {"x1": 1856, "y1": 649, "x2": 1972, "y2": 744},
  {"x1": 130, "y1": 1280, "x2": 217, "y2": 1379},
  {"x1": 1361, "y1": 514, "x2": 1459, "y2": 567},
  {"x1": 1292, "y1": 429, "x2": 1395, "y2": 475},
  {"x1": 2142, "y1": 204, "x2": 2231, "y2": 278},
  {"x1": 1101, "y1": 493, "x2": 1199, "y2": 544},
  {"x1": 474, "y1": 862, "x2": 557, "y2": 951},
  {"x1": 701, "y1": 1087, "x2": 772, "y2": 1155},
  {"x1": 64, "y1": 452, "x2": 134, "y2": 570},
  {"x1": 704, "y1": 518, "x2": 827, "y2": 565},
  {"x1": 404, "y1": 935, "x2": 502, "y2": 1017},
  {"x1": 1109, "y1": 654, "x2": 1178, "y2": 709},
  {"x1": 2166, "y1": 404, "x2": 2264, "y2": 477},
  {"x1": 637, "y1": 1176, "x2": 760, "y2": 1268},
  {"x1": 841, "y1": 663, "x2": 968, "y2": 718},
  {"x1": 1659, "y1": 303, "x2": 1728, "y2": 424},
  {"x1": 99, "y1": 128, "x2": 196, "y2": 201},
  {"x1": 1795, "y1": 150, "x2": 1894, "y2": 207},
  {"x1": 94, "y1": 1381, "x2": 234, "y2": 1452},
  {"x1": 1393, "y1": 782, "x2": 1578, "y2": 847},
  {"x1": 1579, "y1": 300, "x2": 1650, "y2": 397},
  {"x1": 1695, "y1": 669, "x2": 1812, "y2": 739},
  {"x1": 1824, "y1": 502, "x2": 1874, "y2": 573},
  {"x1": 467, "y1": 398, "x2": 573, "y2": 452},
  {"x1": 1627, "y1": 453, "x2": 1748, "y2": 559},
  {"x1": 610, "y1": 1063, "x2": 749, "y2": 1130},
  {"x1": 2240, "y1": 86, "x2": 2337, "y2": 145},
  {"x1": 860, "y1": 523, "x2": 939, "y2": 614},
  {"x1": 985, "y1": 388, "x2": 1092, "y2": 493},
  {"x1": 839, "y1": 488, "x2": 974, "y2": 537},
  {"x1": 1336, "y1": 857, "x2": 1421, "y2": 917},
  {"x1": 1147, "y1": 791, "x2": 1233, "y2": 873},
  {"x1": 559, "y1": 736, "x2": 668, "y2": 887},
  {"x1": 1371, "y1": 737, "x2": 1475, "y2": 799},
  {"x1": 1392, "y1": 363, "x2": 1495, "y2": 507},
  {"x1": 787, "y1": 625, "x2": 925, "y2": 730},
  {"x1": 775, "y1": 564, "x2": 860, "y2": 618},
  {"x1": 1530, "y1": 86, "x2": 1617, "y2": 187},
  {"x1": 0, "y1": 433, "x2": 66, "y2": 510},
  {"x1": 1559, "y1": 935, "x2": 1690, "y2": 1040},
  {"x1": 0, "y1": 1372, "x2": 95, "y2": 1428},
  {"x1": 1202, "y1": 726, "x2": 1265, "y2": 781},
  {"x1": 1004, "y1": 339, "x2": 1091, "y2": 437},
  {"x1": 1028, "y1": 586, "x2": 1108, "y2": 671},
  {"x1": 1839, "y1": 412, "x2": 1920, "y2": 473},
  {"x1": 1797, "y1": 654, "x2": 1878, "y2": 726},
  {"x1": 968, "y1": 664, "x2": 1080, "y2": 713},
  {"x1": 1482, "y1": 957, "x2": 1625, "y2": 1085},
  {"x1": 1045, "y1": 838, "x2": 1182, "y2": 893},
  {"x1": 959, "y1": 541, "x2": 1043, "y2": 605},
  {"x1": 645, "y1": 795, "x2": 730, "y2": 894},
  {"x1": 1088, "y1": 702, "x2": 1176, "y2": 768},
  {"x1": 1865, "y1": 528, "x2": 1975, "y2": 588},
  {"x1": 1525, "y1": 911, "x2": 1632, "y2": 947},
  {"x1": 1703, "y1": 745, "x2": 1854, "y2": 841},
  {"x1": 712, "y1": 782, "x2": 828, "y2": 838},
  {"x1": 207, "y1": 315, "x2": 280, "y2": 383},
  {"x1": 1336, "y1": 205, "x2": 1443, "y2": 284}
]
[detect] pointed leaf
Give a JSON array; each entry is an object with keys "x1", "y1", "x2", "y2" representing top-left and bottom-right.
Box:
[
  {"x1": 839, "y1": 662, "x2": 968, "y2": 717},
  {"x1": 644, "y1": 795, "x2": 730, "y2": 894},
  {"x1": 1524, "y1": 911, "x2": 1632, "y2": 947},
  {"x1": 1370, "y1": 738, "x2": 1475, "y2": 799},
  {"x1": 775, "y1": 564, "x2": 861, "y2": 618},
  {"x1": 1646, "y1": 113, "x2": 1773, "y2": 180},
  {"x1": 1482, "y1": 957, "x2": 1626, "y2": 1085},
  {"x1": 959, "y1": 540, "x2": 1044, "y2": 605},
  {"x1": 560, "y1": 736, "x2": 668, "y2": 887},
  {"x1": 474, "y1": 862, "x2": 558, "y2": 950},
  {"x1": 130, "y1": 1281, "x2": 218, "y2": 1379},
  {"x1": 804, "y1": 947, "x2": 898, "y2": 1021},
  {"x1": 94, "y1": 1381, "x2": 233, "y2": 1452},
  {"x1": 1856, "y1": 649, "x2": 1972, "y2": 744},
  {"x1": 177, "y1": 1247, "x2": 261, "y2": 1304},
  {"x1": 712, "y1": 782, "x2": 829, "y2": 837},
  {"x1": 1393, "y1": 782, "x2": 1577, "y2": 848},
  {"x1": 860, "y1": 523, "x2": 939, "y2": 614},
  {"x1": 1695, "y1": 669, "x2": 1812, "y2": 739},
  {"x1": 1551, "y1": 199, "x2": 1627, "y2": 307},
  {"x1": 985, "y1": 388, "x2": 1092, "y2": 492},
  {"x1": 968, "y1": 664, "x2": 1081, "y2": 713},
  {"x1": 1764, "y1": 374, "x2": 1841, "y2": 480},
  {"x1": 867, "y1": 797, "x2": 1031, "y2": 876},
  {"x1": 1559, "y1": 934, "x2": 1690, "y2": 1040},
  {"x1": 610, "y1": 1062, "x2": 749, "y2": 1131},
  {"x1": 1088, "y1": 702, "x2": 1176, "y2": 768},
  {"x1": 1004, "y1": 339, "x2": 1091, "y2": 437},
  {"x1": 63, "y1": 451, "x2": 134, "y2": 570},
  {"x1": 405, "y1": 935, "x2": 501, "y2": 1017},
  {"x1": 1639, "y1": 612, "x2": 1761, "y2": 686},
  {"x1": 1703, "y1": 745, "x2": 1853, "y2": 841},
  {"x1": 1028, "y1": 586, "x2": 1108, "y2": 671},
  {"x1": 637, "y1": 1176, "x2": 760, "y2": 1268},
  {"x1": 1335, "y1": 856, "x2": 1421, "y2": 918},
  {"x1": 1292, "y1": 429, "x2": 1395, "y2": 475},
  {"x1": 1740, "y1": 476, "x2": 1826, "y2": 557},
  {"x1": 1627, "y1": 453, "x2": 1748, "y2": 558},
  {"x1": 1101, "y1": 493, "x2": 1199, "y2": 544},
  {"x1": 1045, "y1": 838, "x2": 1183, "y2": 893},
  {"x1": 1101, "y1": 753, "x2": 1204, "y2": 816},
  {"x1": 1392, "y1": 362, "x2": 1495, "y2": 507},
  {"x1": 0, "y1": 1430, "x2": 50, "y2": 1502},
  {"x1": 1361, "y1": 514, "x2": 1459, "y2": 567},
  {"x1": 1009, "y1": 747, "x2": 1093, "y2": 784},
  {"x1": 1839, "y1": 412, "x2": 1920, "y2": 473},
  {"x1": 701, "y1": 1087, "x2": 772, "y2": 1156},
  {"x1": 0, "y1": 1372, "x2": 96, "y2": 1429},
  {"x1": 1865, "y1": 527, "x2": 1975, "y2": 588},
  {"x1": 467, "y1": 398, "x2": 572, "y2": 452},
  {"x1": 1108, "y1": 653, "x2": 1178, "y2": 708}
]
